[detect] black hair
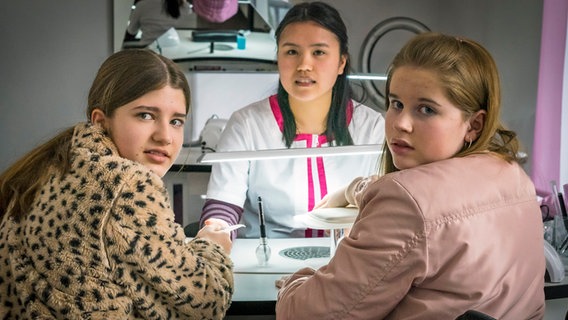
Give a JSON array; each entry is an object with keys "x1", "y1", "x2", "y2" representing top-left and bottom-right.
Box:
[
  {"x1": 274, "y1": 1, "x2": 353, "y2": 148},
  {"x1": 164, "y1": 0, "x2": 183, "y2": 18}
]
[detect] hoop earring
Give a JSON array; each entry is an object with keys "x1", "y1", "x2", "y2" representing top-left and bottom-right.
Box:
[{"x1": 465, "y1": 139, "x2": 472, "y2": 150}]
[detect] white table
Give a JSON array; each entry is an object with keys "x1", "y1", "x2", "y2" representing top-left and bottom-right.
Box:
[{"x1": 227, "y1": 237, "x2": 331, "y2": 315}]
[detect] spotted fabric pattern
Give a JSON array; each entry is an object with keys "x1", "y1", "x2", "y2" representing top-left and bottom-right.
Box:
[{"x1": 0, "y1": 123, "x2": 234, "y2": 319}]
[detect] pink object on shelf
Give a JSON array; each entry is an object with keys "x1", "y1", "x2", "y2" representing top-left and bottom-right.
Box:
[{"x1": 192, "y1": 0, "x2": 238, "y2": 23}]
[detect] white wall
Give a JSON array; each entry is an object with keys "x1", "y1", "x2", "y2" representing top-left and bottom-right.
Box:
[{"x1": 0, "y1": 0, "x2": 112, "y2": 172}]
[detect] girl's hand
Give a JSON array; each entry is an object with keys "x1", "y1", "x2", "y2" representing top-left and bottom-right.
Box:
[
  {"x1": 196, "y1": 219, "x2": 233, "y2": 253},
  {"x1": 203, "y1": 218, "x2": 230, "y2": 229},
  {"x1": 346, "y1": 175, "x2": 379, "y2": 207},
  {"x1": 314, "y1": 186, "x2": 348, "y2": 209}
]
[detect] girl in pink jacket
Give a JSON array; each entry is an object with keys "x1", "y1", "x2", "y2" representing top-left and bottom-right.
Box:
[{"x1": 276, "y1": 32, "x2": 545, "y2": 320}]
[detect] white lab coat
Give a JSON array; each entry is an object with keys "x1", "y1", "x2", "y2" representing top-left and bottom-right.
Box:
[{"x1": 206, "y1": 95, "x2": 385, "y2": 238}]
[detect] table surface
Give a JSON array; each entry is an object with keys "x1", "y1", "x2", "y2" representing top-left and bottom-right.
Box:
[{"x1": 230, "y1": 237, "x2": 331, "y2": 302}]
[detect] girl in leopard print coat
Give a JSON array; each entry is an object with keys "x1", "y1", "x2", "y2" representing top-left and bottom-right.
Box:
[{"x1": 0, "y1": 49, "x2": 234, "y2": 319}]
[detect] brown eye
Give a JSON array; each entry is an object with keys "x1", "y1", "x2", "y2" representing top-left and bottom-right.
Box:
[
  {"x1": 171, "y1": 119, "x2": 184, "y2": 127},
  {"x1": 418, "y1": 106, "x2": 436, "y2": 116},
  {"x1": 137, "y1": 112, "x2": 153, "y2": 120},
  {"x1": 390, "y1": 100, "x2": 403, "y2": 110}
]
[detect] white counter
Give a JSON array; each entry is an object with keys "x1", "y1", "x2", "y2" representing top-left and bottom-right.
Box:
[
  {"x1": 151, "y1": 30, "x2": 277, "y2": 64},
  {"x1": 230, "y1": 238, "x2": 331, "y2": 302}
]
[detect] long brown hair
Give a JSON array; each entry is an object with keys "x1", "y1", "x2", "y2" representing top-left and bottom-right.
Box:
[
  {"x1": 0, "y1": 49, "x2": 190, "y2": 221},
  {"x1": 380, "y1": 32, "x2": 519, "y2": 175}
]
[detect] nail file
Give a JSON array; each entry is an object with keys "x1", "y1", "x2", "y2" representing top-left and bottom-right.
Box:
[{"x1": 221, "y1": 224, "x2": 246, "y2": 232}]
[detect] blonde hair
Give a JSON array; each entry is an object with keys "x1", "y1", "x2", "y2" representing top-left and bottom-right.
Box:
[
  {"x1": 0, "y1": 49, "x2": 190, "y2": 221},
  {"x1": 380, "y1": 32, "x2": 519, "y2": 175}
]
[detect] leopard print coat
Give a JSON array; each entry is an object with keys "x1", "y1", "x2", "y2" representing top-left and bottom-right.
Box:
[{"x1": 0, "y1": 123, "x2": 234, "y2": 319}]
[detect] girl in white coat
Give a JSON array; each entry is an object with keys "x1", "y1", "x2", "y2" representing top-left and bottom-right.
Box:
[{"x1": 200, "y1": 2, "x2": 385, "y2": 238}]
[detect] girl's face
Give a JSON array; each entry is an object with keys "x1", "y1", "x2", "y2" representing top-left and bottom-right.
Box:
[
  {"x1": 277, "y1": 21, "x2": 346, "y2": 106},
  {"x1": 386, "y1": 66, "x2": 480, "y2": 170},
  {"x1": 91, "y1": 85, "x2": 187, "y2": 177}
]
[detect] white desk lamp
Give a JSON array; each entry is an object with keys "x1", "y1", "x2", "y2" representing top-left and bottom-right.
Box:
[{"x1": 198, "y1": 144, "x2": 382, "y2": 163}]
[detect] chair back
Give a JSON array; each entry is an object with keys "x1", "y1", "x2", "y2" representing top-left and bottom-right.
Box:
[{"x1": 455, "y1": 310, "x2": 497, "y2": 320}]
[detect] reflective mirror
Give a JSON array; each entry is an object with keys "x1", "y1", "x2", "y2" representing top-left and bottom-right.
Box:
[
  {"x1": 114, "y1": 0, "x2": 542, "y2": 167},
  {"x1": 114, "y1": 0, "x2": 286, "y2": 52}
]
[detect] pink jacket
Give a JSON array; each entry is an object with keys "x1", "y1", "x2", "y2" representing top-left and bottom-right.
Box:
[{"x1": 276, "y1": 154, "x2": 545, "y2": 319}]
